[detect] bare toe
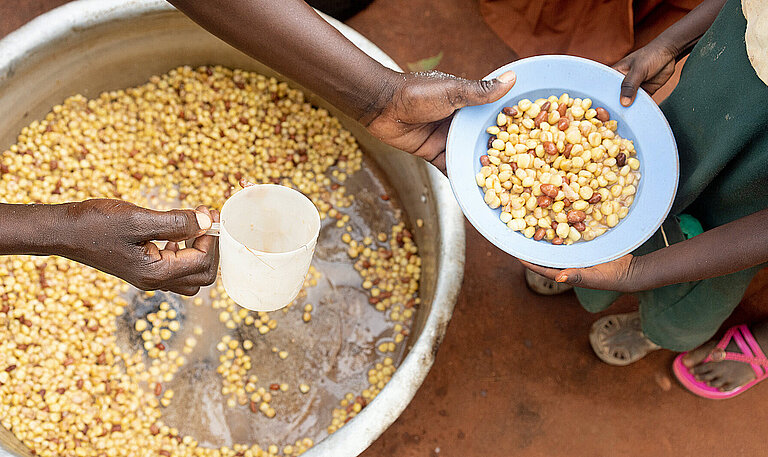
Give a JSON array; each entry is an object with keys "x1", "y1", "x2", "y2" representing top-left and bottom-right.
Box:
[
  {"x1": 692, "y1": 363, "x2": 714, "y2": 376},
  {"x1": 683, "y1": 341, "x2": 717, "y2": 368}
]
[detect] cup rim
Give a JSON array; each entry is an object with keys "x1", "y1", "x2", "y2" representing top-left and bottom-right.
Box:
[{"x1": 220, "y1": 184, "x2": 322, "y2": 255}]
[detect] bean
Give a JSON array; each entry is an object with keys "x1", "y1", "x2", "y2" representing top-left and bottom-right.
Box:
[
  {"x1": 487, "y1": 136, "x2": 495, "y2": 149},
  {"x1": 502, "y1": 106, "x2": 518, "y2": 116},
  {"x1": 566, "y1": 210, "x2": 586, "y2": 223},
  {"x1": 480, "y1": 155, "x2": 490, "y2": 166},
  {"x1": 557, "y1": 117, "x2": 570, "y2": 131},
  {"x1": 563, "y1": 143, "x2": 573, "y2": 158},
  {"x1": 537, "y1": 195, "x2": 553, "y2": 208},
  {"x1": 552, "y1": 237, "x2": 564, "y2": 245},
  {"x1": 588, "y1": 193, "x2": 602, "y2": 204},
  {"x1": 595, "y1": 107, "x2": 610, "y2": 122},
  {"x1": 534, "y1": 110, "x2": 548, "y2": 127},
  {"x1": 533, "y1": 228, "x2": 546, "y2": 241},
  {"x1": 572, "y1": 221, "x2": 586, "y2": 232},
  {"x1": 540, "y1": 184, "x2": 558, "y2": 198},
  {"x1": 557, "y1": 103, "x2": 567, "y2": 117},
  {"x1": 616, "y1": 152, "x2": 626, "y2": 167},
  {"x1": 543, "y1": 141, "x2": 557, "y2": 155},
  {"x1": 540, "y1": 101, "x2": 551, "y2": 112}
]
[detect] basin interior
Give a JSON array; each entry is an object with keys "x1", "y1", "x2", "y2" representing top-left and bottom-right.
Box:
[{"x1": 0, "y1": 6, "x2": 445, "y2": 457}]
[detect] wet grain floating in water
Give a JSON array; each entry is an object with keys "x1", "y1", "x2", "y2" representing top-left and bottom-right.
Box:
[{"x1": 0, "y1": 65, "x2": 421, "y2": 457}]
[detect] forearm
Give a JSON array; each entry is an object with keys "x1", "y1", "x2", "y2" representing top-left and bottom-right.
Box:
[
  {"x1": 652, "y1": 0, "x2": 727, "y2": 59},
  {"x1": 168, "y1": 0, "x2": 400, "y2": 123},
  {"x1": 0, "y1": 203, "x2": 74, "y2": 256},
  {"x1": 631, "y1": 209, "x2": 768, "y2": 291}
]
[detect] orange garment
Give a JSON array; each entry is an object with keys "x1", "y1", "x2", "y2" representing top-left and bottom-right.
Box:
[{"x1": 479, "y1": 0, "x2": 703, "y2": 65}]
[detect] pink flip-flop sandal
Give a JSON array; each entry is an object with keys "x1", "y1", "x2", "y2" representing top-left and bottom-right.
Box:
[{"x1": 673, "y1": 324, "x2": 768, "y2": 399}]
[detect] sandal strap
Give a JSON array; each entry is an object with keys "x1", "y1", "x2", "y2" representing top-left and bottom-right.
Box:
[
  {"x1": 705, "y1": 325, "x2": 768, "y2": 377},
  {"x1": 739, "y1": 324, "x2": 768, "y2": 362}
]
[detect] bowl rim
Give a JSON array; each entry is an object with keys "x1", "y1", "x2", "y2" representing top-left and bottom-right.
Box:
[{"x1": 446, "y1": 54, "x2": 679, "y2": 268}]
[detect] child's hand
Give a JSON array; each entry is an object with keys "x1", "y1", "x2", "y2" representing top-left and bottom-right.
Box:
[
  {"x1": 364, "y1": 71, "x2": 516, "y2": 173},
  {"x1": 519, "y1": 254, "x2": 640, "y2": 292},
  {"x1": 613, "y1": 43, "x2": 678, "y2": 107}
]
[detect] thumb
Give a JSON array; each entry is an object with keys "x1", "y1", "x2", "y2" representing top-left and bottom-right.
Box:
[
  {"x1": 133, "y1": 206, "x2": 212, "y2": 242},
  {"x1": 554, "y1": 268, "x2": 584, "y2": 285},
  {"x1": 450, "y1": 70, "x2": 516, "y2": 109},
  {"x1": 618, "y1": 65, "x2": 646, "y2": 107}
]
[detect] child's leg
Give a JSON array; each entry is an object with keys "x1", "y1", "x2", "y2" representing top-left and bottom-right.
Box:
[
  {"x1": 574, "y1": 288, "x2": 622, "y2": 313},
  {"x1": 639, "y1": 265, "x2": 763, "y2": 351}
]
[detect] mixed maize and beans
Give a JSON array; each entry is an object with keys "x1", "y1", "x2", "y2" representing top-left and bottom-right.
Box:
[
  {"x1": 475, "y1": 94, "x2": 641, "y2": 245},
  {"x1": 0, "y1": 66, "x2": 421, "y2": 457}
]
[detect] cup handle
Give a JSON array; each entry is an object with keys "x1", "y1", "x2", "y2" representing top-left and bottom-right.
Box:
[{"x1": 204, "y1": 222, "x2": 221, "y2": 237}]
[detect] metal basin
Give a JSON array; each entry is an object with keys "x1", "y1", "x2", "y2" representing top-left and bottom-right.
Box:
[{"x1": 0, "y1": 1, "x2": 465, "y2": 456}]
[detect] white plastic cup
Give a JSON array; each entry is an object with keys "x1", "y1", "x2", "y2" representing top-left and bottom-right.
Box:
[{"x1": 217, "y1": 184, "x2": 321, "y2": 312}]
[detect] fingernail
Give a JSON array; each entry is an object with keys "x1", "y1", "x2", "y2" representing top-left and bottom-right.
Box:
[
  {"x1": 195, "y1": 211, "x2": 212, "y2": 230},
  {"x1": 556, "y1": 274, "x2": 567, "y2": 283},
  {"x1": 497, "y1": 71, "x2": 516, "y2": 84},
  {"x1": 620, "y1": 96, "x2": 632, "y2": 107}
]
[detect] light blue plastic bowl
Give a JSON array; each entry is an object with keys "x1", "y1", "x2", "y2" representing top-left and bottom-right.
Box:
[{"x1": 446, "y1": 55, "x2": 679, "y2": 268}]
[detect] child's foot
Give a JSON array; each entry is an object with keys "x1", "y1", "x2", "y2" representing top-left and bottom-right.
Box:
[
  {"x1": 681, "y1": 321, "x2": 768, "y2": 392},
  {"x1": 589, "y1": 311, "x2": 660, "y2": 366},
  {"x1": 524, "y1": 269, "x2": 573, "y2": 295}
]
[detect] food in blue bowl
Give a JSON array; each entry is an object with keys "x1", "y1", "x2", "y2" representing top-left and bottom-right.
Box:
[
  {"x1": 475, "y1": 93, "x2": 641, "y2": 245},
  {"x1": 446, "y1": 55, "x2": 678, "y2": 268}
]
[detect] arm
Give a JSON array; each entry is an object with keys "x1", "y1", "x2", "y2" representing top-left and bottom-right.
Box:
[
  {"x1": 0, "y1": 201, "x2": 220, "y2": 296},
  {"x1": 614, "y1": 0, "x2": 726, "y2": 106},
  {"x1": 170, "y1": 0, "x2": 392, "y2": 123},
  {"x1": 657, "y1": 0, "x2": 727, "y2": 60},
  {"x1": 523, "y1": 209, "x2": 768, "y2": 293},
  {"x1": 168, "y1": 0, "x2": 516, "y2": 170}
]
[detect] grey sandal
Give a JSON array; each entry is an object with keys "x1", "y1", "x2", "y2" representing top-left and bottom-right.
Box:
[
  {"x1": 524, "y1": 268, "x2": 574, "y2": 295},
  {"x1": 589, "y1": 312, "x2": 660, "y2": 366}
]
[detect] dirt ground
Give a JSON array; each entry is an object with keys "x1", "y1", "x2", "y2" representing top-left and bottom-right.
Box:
[{"x1": 3, "y1": 1, "x2": 768, "y2": 456}]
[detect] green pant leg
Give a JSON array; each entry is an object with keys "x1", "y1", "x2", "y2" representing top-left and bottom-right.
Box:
[
  {"x1": 639, "y1": 265, "x2": 763, "y2": 351},
  {"x1": 574, "y1": 288, "x2": 622, "y2": 313}
]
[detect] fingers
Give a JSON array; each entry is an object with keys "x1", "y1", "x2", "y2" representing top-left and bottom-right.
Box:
[
  {"x1": 430, "y1": 153, "x2": 446, "y2": 175},
  {"x1": 133, "y1": 207, "x2": 220, "y2": 292},
  {"x1": 518, "y1": 259, "x2": 561, "y2": 281},
  {"x1": 166, "y1": 285, "x2": 202, "y2": 297},
  {"x1": 411, "y1": 120, "x2": 450, "y2": 173},
  {"x1": 618, "y1": 64, "x2": 646, "y2": 107},
  {"x1": 155, "y1": 209, "x2": 219, "y2": 279},
  {"x1": 448, "y1": 71, "x2": 516, "y2": 110},
  {"x1": 519, "y1": 261, "x2": 593, "y2": 287},
  {"x1": 131, "y1": 206, "x2": 213, "y2": 242},
  {"x1": 553, "y1": 268, "x2": 584, "y2": 284}
]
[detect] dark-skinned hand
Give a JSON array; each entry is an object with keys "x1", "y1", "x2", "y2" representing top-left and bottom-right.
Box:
[
  {"x1": 520, "y1": 254, "x2": 643, "y2": 293},
  {"x1": 365, "y1": 70, "x2": 517, "y2": 172},
  {"x1": 62, "y1": 199, "x2": 219, "y2": 295},
  {"x1": 613, "y1": 42, "x2": 678, "y2": 106}
]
